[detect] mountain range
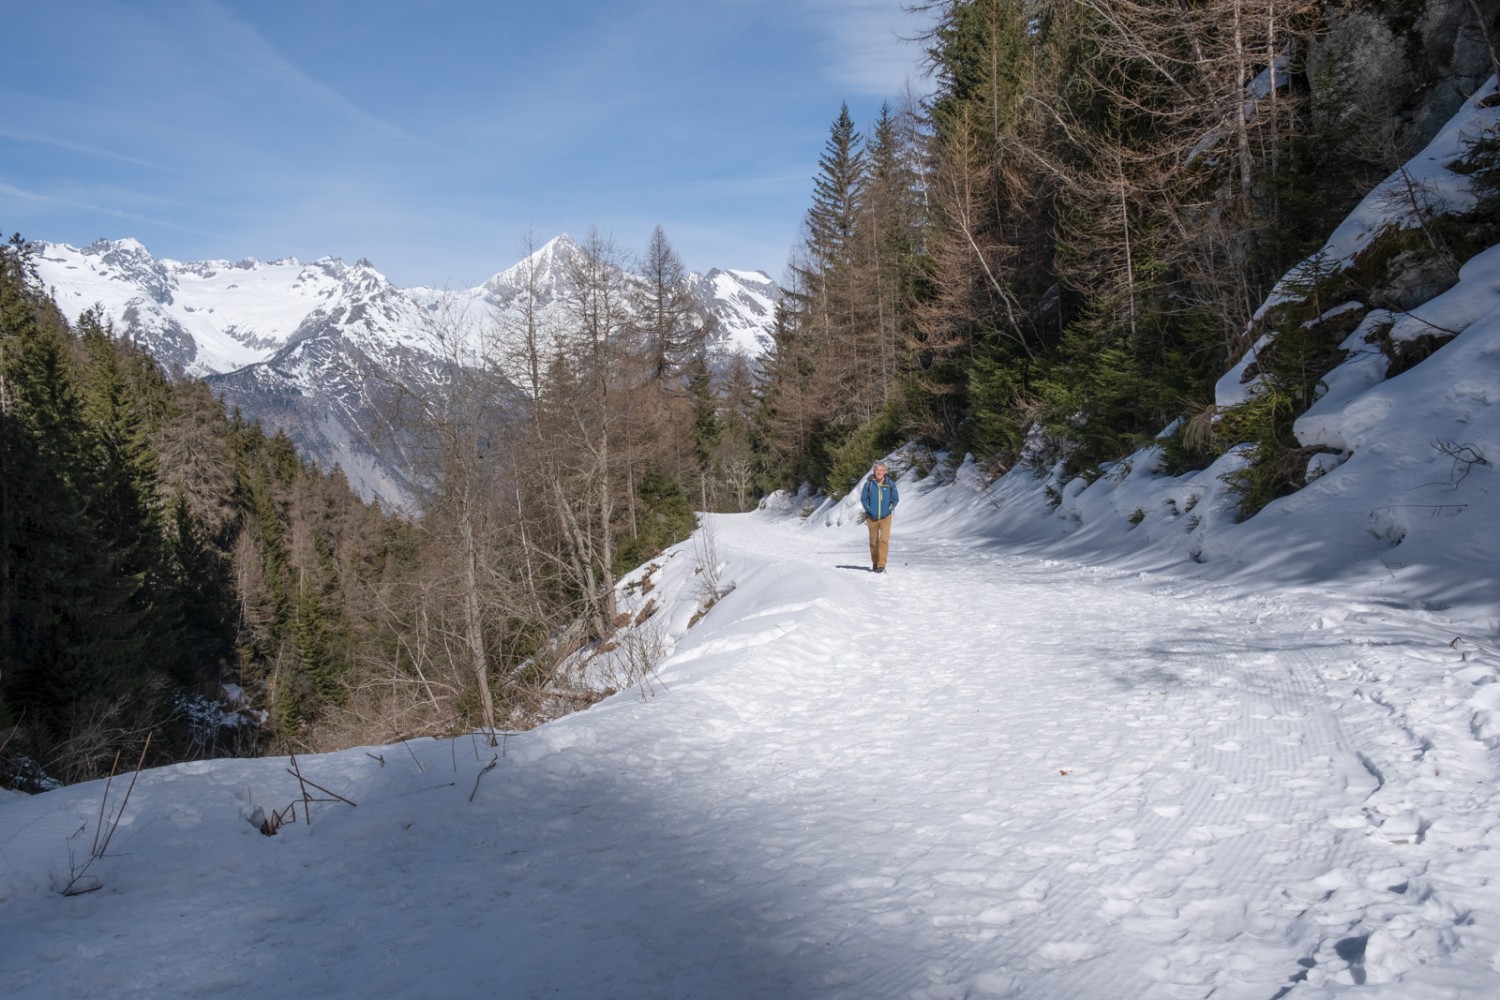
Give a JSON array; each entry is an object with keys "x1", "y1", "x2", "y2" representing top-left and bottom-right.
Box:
[{"x1": 32, "y1": 235, "x2": 781, "y2": 509}]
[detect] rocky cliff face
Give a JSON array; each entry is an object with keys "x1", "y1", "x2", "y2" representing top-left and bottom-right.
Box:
[{"x1": 1307, "y1": 0, "x2": 1499, "y2": 152}]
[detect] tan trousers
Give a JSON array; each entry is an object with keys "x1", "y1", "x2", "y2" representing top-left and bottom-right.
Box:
[{"x1": 867, "y1": 515, "x2": 892, "y2": 570}]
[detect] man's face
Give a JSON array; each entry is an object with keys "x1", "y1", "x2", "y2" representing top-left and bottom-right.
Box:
[{"x1": 874, "y1": 466, "x2": 886, "y2": 480}]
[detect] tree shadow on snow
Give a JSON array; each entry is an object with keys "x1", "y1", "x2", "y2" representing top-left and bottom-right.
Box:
[{"x1": 214, "y1": 742, "x2": 928, "y2": 1000}]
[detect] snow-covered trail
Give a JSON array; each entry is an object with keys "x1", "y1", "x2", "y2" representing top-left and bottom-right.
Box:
[
  {"x1": 4, "y1": 501, "x2": 1500, "y2": 999},
  {"x1": 653, "y1": 510, "x2": 1499, "y2": 998}
]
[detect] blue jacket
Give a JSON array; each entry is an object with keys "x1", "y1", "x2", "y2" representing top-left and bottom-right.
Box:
[{"x1": 861, "y1": 476, "x2": 899, "y2": 520}]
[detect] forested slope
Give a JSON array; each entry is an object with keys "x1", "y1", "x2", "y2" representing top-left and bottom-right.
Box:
[{"x1": 754, "y1": 0, "x2": 1500, "y2": 507}]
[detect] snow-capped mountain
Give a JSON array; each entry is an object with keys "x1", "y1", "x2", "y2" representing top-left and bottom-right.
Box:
[
  {"x1": 33, "y1": 236, "x2": 780, "y2": 508},
  {"x1": 691, "y1": 267, "x2": 779, "y2": 358}
]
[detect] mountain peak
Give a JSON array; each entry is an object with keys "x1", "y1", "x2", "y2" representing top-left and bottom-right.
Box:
[
  {"x1": 86, "y1": 236, "x2": 151, "y2": 256},
  {"x1": 479, "y1": 233, "x2": 590, "y2": 300}
]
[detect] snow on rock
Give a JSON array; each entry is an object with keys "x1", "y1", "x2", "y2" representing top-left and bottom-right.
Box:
[
  {"x1": 1255, "y1": 77, "x2": 1500, "y2": 323},
  {"x1": 1023, "y1": 76, "x2": 1500, "y2": 625}
]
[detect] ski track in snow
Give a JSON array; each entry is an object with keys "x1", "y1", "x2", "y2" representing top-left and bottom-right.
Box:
[{"x1": 4, "y1": 507, "x2": 1500, "y2": 998}]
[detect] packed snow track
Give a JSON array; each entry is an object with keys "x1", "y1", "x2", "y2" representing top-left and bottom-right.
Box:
[{"x1": 2, "y1": 495, "x2": 1499, "y2": 999}]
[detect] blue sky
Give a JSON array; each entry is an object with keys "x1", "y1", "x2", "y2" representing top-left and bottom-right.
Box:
[{"x1": 3, "y1": 1, "x2": 931, "y2": 288}]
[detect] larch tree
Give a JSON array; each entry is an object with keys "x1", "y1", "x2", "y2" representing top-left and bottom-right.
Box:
[
  {"x1": 551, "y1": 228, "x2": 632, "y2": 637},
  {"x1": 382, "y1": 296, "x2": 520, "y2": 741}
]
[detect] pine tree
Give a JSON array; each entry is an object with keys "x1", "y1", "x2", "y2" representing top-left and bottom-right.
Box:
[
  {"x1": 714, "y1": 355, "x2": 759, "y2": 511},
  {"x1": 752, "y1": 299, "x2": 827, "y2": 490},
  {"x1": 685, "y1": 358, "x2": 720, "y2": 510},
  {"x1": 785, "y1": 104, "x2": 879, "y2": 478},
  {"x1": 915, "y1": 0, "x2": 1057, "y2": 451},
  {"x1": 862, "y1": 100, "x2": 927, "y2": 399},
  {"x1": 807, "y1": 103, "x2": 867, "y2": 275}
]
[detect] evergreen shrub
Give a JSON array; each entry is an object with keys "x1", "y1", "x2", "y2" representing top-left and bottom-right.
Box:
[
  {"x1": 614, "y1": 470, "x2": 697, "y2": 575},
  {"x1": 824, "y1": 401, "x2": 904, "y2": 499}
]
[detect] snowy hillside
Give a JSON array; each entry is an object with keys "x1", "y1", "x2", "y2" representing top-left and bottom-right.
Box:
[
  {"x1": 3, "y1": 469, "x2": 1498, "y2": 998},
  {"x1": 974, "y1": 78, "x2": 1500, "y2": 624},
  {"x1": 693, "y1": 266, "x2": 780, "y2": 357},
  {"x1": 34, "y1": 238, "x2": 361, "y2": 375}
]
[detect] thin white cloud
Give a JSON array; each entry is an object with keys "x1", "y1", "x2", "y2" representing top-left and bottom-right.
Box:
[
  {"x1": 0, "y1": 180, "x2": 233, "y2": 242},
  {"x1": 0, "y1": 127, "x2": 165, "y2": 172},
  {"x1": 194, "y1": 0, "x2": 438, "y2": 149}
]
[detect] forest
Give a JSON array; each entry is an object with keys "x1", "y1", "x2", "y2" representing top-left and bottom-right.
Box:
[{"x1": 5, "y1": 0, "x2": 1500, "y2": 787}]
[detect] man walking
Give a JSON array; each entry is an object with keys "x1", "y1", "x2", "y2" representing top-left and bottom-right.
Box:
[{"x1": 860, "y1": 462, "x2": 899, "y2": 573}]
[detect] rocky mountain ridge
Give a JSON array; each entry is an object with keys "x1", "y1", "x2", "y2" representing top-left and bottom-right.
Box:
[{"x1": 33, "y1": 236, "x2": 780, "y2": 508}]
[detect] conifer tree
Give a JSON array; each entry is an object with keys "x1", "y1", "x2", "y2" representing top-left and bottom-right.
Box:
[
  {"x1": 713, "y1": 355, "x2": 759, "y2": 511},
  {"x1": 779, "y1": 103, "x2": 877, "y2": 484},
  {"x1": 0, "y1": 239, "x2": 159, "y2": 773},
  {"x1": 862, "y1": 100, "x2": 927, "y2": 399},
  {"x1": 74, "y1": 309, "x2": 173, "y2": 674},
  {"x1": 636, "y1": 226, "x2": 702, "y2": 388},
  {"x1": 752, "y1": 299, "x2": 826, "y2": 489},
  {"x1": 807, "y1": 103, "x2": 867, "y2": 276}
]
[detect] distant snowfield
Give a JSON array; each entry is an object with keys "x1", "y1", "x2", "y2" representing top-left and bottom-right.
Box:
[{"x1": 4, "y1": 470, "x2": 1499, "y2": 999}]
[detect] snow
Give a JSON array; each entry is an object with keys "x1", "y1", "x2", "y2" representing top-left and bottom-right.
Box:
[
  {"x1": 32, "y1": 242, "x2": 357, "y2": 375},
  {"x1": 4, "y1": 457, "x2": 1500, "y2": 997},
  {"x1": 721, "y1": 267, "x2": 773, "y2": 284},
  {"x1": 702, "y1": 267, "x2": 778, "y2": 361}
]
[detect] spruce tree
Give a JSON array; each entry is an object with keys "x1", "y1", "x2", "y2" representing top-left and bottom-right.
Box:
[
  {"x1": 74, "y1": 309, "x2": 171, "y2": 677},
  {"x1": 806, "y1": 103, "x2": 867, "y2": 274}
]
